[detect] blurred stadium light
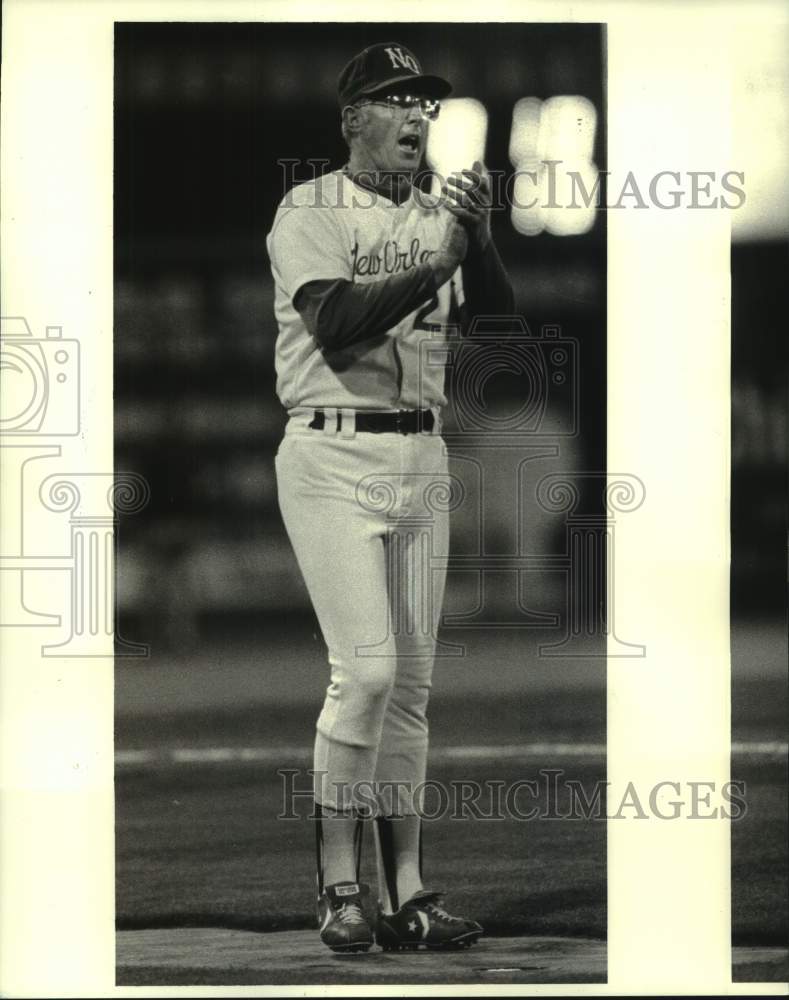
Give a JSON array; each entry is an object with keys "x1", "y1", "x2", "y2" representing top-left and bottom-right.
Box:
[
  {"x1": 509, "y1": 98, "x2": 544, "y2": 236},
  {"x1": 731, "y1": 25, "x2": 789, "y2": 241},
  {"x1": 426, "y1": 98, "x2": 488, "y2": 191},
  {"x1": 510, "y1": 96, "x2": 599, "y2": 236}
]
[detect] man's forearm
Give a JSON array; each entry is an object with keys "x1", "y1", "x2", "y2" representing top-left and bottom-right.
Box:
[
  {"x1": 460, "y1": 238, "x2": 515, "y2": 325},
  {"x1": 294, "y1": 266, "x2": 437, "y2": 352}
]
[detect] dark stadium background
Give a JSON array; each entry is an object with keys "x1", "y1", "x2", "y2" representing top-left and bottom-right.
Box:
[
  {"x1": 112, "y1": 21, "x2": 786, "y2": 984},
  {"x1": 730, "y1": 238, "x2": 788, "y2": 971},
  {"x1": 113, "y1": 22, "x2": 607, "y2": 644}
]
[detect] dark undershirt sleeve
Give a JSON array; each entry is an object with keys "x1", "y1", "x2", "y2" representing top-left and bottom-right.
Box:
[
  {"x1": 293, "y1": 265, "x2": 438, "y2": 352},
  {"x1": 460, "y1": 239, "x2": 516, "y2": 332}
]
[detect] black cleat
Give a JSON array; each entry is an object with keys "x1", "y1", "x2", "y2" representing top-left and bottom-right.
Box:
[
  {"x1": 375, "y1": 890, "x2": 483, "y2": 951},
  {"x1": 317, "y1": 881, "x2": 374, "y2": 953}
]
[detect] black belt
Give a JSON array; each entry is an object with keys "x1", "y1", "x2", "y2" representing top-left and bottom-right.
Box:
[{"x1": 308, "y1": 408, "x2": 435, "y2": 435}]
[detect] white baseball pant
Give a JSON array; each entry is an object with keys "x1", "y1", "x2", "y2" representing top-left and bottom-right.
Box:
[{"x1": 275, "y1": 410, "x2": 449, "y2": 816}]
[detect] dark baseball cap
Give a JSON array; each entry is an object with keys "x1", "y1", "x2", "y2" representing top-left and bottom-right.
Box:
[{"x1": 337, "y1": 42, "x2": 452, "y2": 107}]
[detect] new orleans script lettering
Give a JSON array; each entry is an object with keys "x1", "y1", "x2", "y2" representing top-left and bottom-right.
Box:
[{"x1": 351, "y1": 238, "x2": 436, "y2": 278}]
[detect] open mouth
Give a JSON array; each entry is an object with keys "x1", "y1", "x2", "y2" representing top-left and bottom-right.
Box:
[{"x1": 397, "y1": 134, "x2": 420, "y2": 154}]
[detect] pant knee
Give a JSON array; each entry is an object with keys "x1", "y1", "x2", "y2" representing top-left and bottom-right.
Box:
[
  {"x1": 318, "y1": 658, "x2": 396, "y2": 747},
  {"x1": 354, "y1": 662, "x2": 396, "y2": 704}
]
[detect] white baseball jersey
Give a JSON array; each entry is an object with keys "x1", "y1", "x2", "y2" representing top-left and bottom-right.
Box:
[{"x1": 266, "y1": 169, "x2": 463, "y2": 411}]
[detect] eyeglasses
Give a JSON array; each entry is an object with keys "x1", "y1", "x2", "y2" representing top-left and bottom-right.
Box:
[{"x1": 356, "y1": 94, "x2": 441, "y2": 122}]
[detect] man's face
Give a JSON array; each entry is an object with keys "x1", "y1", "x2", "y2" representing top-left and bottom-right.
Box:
[{"x1": 355, "y1": 95, "x2": 429, "y2": 174}]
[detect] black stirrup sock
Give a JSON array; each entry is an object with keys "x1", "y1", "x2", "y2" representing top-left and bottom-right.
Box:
[
  {"x1": 374, "y1": 816, "x2": 400, "y2": 913},
  {"x1": 315, "y1": 802, "x2": 325, "y2": 896},
  {"x1": 353, "y1": 814, "x2": 364, "y2": 880}
]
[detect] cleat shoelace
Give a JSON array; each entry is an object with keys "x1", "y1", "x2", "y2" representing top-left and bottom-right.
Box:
[
  {"x1": 423, "y1": 900, "x2": 464, "y2": 924},
  {"x1": 337, "y1": 901, "x2": 365, "y2": 925}
]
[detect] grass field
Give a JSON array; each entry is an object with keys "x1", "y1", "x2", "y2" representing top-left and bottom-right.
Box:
[
  {"x1": 115, "y1": 621, "x2": 787, "y2": 986},
  {"x1": 730, "y1": 622, "x2": 789, "y2": 956}
]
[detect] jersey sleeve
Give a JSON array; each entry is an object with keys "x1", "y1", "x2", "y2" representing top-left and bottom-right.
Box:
[
  {"x1": 294, "y1": 267, "x2": 438, "y2": 351},
  {"x1": 268, "y1": 204, "x2": 351, "y2": 303},
  {"x1": 451, "y1": 266, "x2": 465, "y2": 310},
  {"x1": 459, "y1": 239, "x2": 515, "y2": 330}
]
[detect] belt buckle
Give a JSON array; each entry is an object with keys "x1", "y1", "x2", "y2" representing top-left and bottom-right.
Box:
[{"x1": 395, "y1": 409, "x2": 408, "y2": 435}]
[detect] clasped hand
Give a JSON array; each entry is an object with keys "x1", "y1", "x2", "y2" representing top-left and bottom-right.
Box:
[{"x1": 442, "y1": 160, "x2": 492, "y2": 251}]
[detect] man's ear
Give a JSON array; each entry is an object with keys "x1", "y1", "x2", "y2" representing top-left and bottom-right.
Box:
[{"x1": 342, "y1": 105, "x2": 364, "y2": 139}]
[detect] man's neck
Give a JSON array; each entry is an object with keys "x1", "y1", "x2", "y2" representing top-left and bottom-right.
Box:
[{"x1": 344, "y1": 155, "x2": 413, "y2": 206}]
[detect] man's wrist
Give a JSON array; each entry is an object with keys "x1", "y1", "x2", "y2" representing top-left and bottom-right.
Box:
[
  {"x1": 428, "y1": 252, "x2": 454, "y2": 286},
  {"x1": 465, "y1": 229, "x2": 492, "y2": 256}
]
